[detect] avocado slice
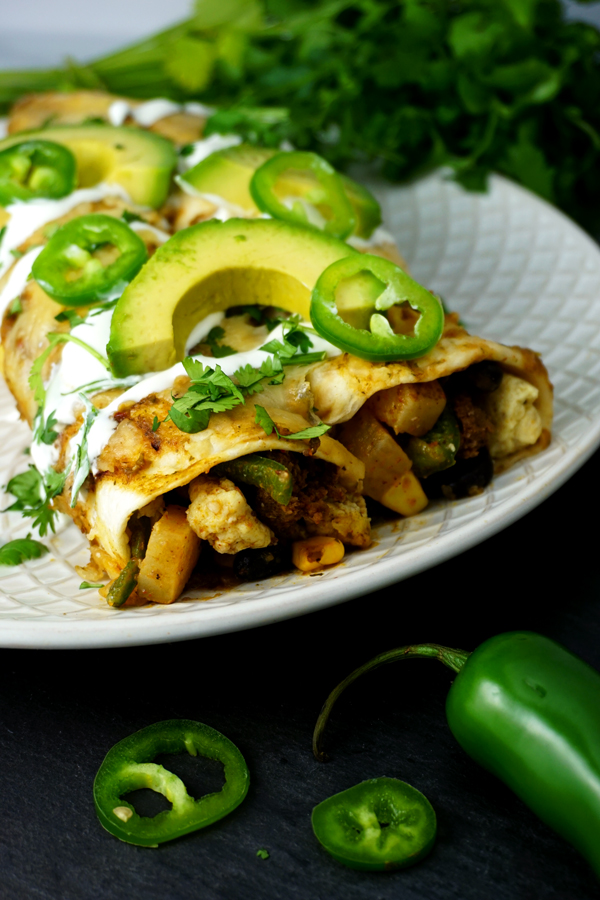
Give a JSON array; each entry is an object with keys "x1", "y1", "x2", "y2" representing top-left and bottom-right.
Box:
[
  {"x1": 179, "y1": 144, "x2": 277, "y2": 213},
  {"x1": 0, "y1": 125, "x2": 176, "y2": 208},
  {"x1": 108, "y1": 217, "x2": 358, "y2": 376}
]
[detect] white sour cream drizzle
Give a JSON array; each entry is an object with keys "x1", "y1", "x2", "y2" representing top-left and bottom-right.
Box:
[
  {"x1": 0, "y1": 246, "x2": 43, "y2": 317},
  {"x1": 178, "y1": 133, "x2": 242, "y2": 172},
  {"x1": 108, "y1": 99, "x2": 216, "y2": 129},
  {"x1": 127, "y1": 219, "x2": 171, "y2": 244},
  {"x1": 86, "y1": 321, "x2": 341, "y2": 474},
  {"x1": 0, "y1": 182, "x2": 131, "y2": 279}
]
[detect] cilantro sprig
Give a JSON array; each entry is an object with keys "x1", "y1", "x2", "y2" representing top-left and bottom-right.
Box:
[
  {"x1": 1, "y1": 0, "x2": 598, "y2": 230},
  {"x1": 4, "y1": 465, "x2": 68, "y2": 537}
]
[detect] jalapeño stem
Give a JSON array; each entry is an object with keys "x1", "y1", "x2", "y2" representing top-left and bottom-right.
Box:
[{"x1": 312, "y1": 643, "x2": 471, "y2": 762}]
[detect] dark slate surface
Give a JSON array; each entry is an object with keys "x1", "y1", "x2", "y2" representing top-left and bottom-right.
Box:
[{"x1": 1, "y1": 449, "x2": 600, "y2": 900}]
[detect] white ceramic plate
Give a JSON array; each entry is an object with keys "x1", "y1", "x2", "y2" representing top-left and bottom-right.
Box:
[{"x1": 1, "y1": 171, "x2": 599, "y2": 648}]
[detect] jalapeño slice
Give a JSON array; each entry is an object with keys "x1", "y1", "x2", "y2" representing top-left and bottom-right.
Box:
[
  {"x1": 312, "y1": 777, "x2": 437, "y2": 871},
  {"x1": 0, "y1": 139, "x2": 76, "y2": 205},
  {"x1": 310, "y1": 253, "x2": 444, "y2": 361},
  {"x1": 32, "y1": 213, "x2": 147, "y2": 305},
  {"x1": 93, "y1": 719, "x2": 250, "y2": 846},
  {"x1": 250, "y1": 150, "x2": 356, "y2": 240}
]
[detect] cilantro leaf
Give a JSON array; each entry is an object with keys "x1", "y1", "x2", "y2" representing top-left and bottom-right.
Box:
[
  {"x1": 0, "y1": 538, "x2": 49, "y2": 566},
  {"x1": 202, "y1": 326, "x2": 236, "y2": 358},
  {"x1": 254, "y1": 405, "x2": 330, "y2": 441},
  {"x1": 254, "y1": 404, "x2": 277, "y2": 437},
  {"x1": 37, "y1": 410, "x2": 60, "y2": 446},
  {"x1": 152, "y1": 416, "x2": 160, "y2": 433},
  {"x1": 79, "y1": 581, "x2": 105, "y2": 589},
  {"x1": 70, "y1": 395, "x2": 98, "y2": 507},
  {"x1": 8, "y1": 297, "x2": 22, "y2": 316},
  {"x1": 55, "y1": 309, "x2": 86, "y2": 327},
  {"x1": 4, "y1": 464, "x2": 68, "y2": 537},
  {"x1": 121, "y1": 210, "x2": 145, "y2": 224},
  {"x1": 256, "y1": 849, "x2": 270, "y2": 860}
]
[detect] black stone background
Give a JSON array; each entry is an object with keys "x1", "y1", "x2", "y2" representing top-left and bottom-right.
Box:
[{"x1": 1, "y1": 446, "x2": 599, "y2": 900}]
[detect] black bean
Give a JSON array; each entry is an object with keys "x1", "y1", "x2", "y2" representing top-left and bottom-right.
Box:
[
  {"x1": 233, "y1": 545, "x2": 292, "y2": 581},
  {"x1": 466, "y1": 361, "x2": 503, "y2": 393},
  {"x1": 423, "y1": 447, "x2": 494, "y2": 500}
]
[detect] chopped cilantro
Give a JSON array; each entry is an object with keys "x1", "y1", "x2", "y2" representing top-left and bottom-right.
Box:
[
  {"x1": 8, "y1": 297, "x2": 22, "y2": 316},
  {"x1": 36, "y1": 410, "x2": 60, "y2": 446},
  {"x1": 79, "y1": 580, "x2": 104, "y2": 589},
  {"x1": 256, "y1": 848, "x2": 270, "y2": 860},
  {"x1": 152, "y1": 416, "x2": 160, "y2": 433},
  {"x1": 0, "y1": 537, "x2": 49, "y2": 566},
  {"x1": 202, "y1": 325, "x2": 236, "y2": 358},
  {"x1": 70, "y1": 395, "x2": 98, "y2": 507},
  {"x1": 55, "y1": 309, "x2": 87, "y2": 327},
  {"x1": 254, "y1": 405, "x2": 330, "y2": 442},
  {"x1": 121, "y1": 210, "x2": 145, "y2": 224}
]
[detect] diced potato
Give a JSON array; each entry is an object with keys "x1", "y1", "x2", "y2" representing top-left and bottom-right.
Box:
[
  {"x1": 337, "y1": 407, "x2": 427, "y2": 517},
  {"x1": 137, "y1": 505, "x2": 201, "y2": 604},
  {"x1": 380, "y1": 470, "x2": 428, "y2": 516},
  {"x1": 292, "y1": 537, "x2": 345, "y2": 572},
  {"x1": 367, "y1": 381, "x2": 446, "y2": 437}
]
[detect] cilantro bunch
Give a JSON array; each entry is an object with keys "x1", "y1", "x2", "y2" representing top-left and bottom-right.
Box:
[{"x1": 2, "y1": 0, "x2": 600, "y2": 231}]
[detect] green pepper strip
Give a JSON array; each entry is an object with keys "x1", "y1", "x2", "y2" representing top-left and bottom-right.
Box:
[
  {"x1": 93, "y1": 719, "x2": 250, "y2": 846},
  {"x1": 406, "y1": 406, "x2": 461, "y2": 479},
  {"x1": 310, "y1": 254, "x2": 444, "y2": 362},
  {"x1": 212, "y1": 454, "x2": 294, "y2": 506},
  {"x1": 0, "y1": 140, "x2": 76, "y2": 206},
  {"x1": 312, "y1": 777, "x2": 436, "y2": 871},
  {"x1": 106, "y1": 519, "x2": 147, "y2": 608},
  {"x1": 312, "y1": 631, "x2": 600, "y2": 880},
  {"x1": 32, "y1": 213, "x2": 147, "y2": 305},
  {"x1": 250, "y1": 150, "x2": 356, "y2": 240}
]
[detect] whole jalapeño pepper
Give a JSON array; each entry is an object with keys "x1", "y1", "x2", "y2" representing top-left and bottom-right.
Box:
[{"x1": 313, "y1": 632, "x2": 600, "y2": 878}]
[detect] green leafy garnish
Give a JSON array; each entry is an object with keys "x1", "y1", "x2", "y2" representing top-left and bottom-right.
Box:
[
  {"x1": 256, "y1": 848, "x2": 270, "y2": 860},
  {"x1": 55, "y1": 309, "x2": 87, "y2": 327},
  {"x1": 164, "y1": 360, "x2": 244, "y2": 433},
  {"x1": 4, "y1": 465, "x2": 68, "y2": 536},
  {"x1": 254, "y1": 405, "x2": 330, "y2": 441},
  {"x1": 2, "y1": 0, "x2": 600, "y2": 230},
  {"x1": 36, "y1": 410, "x2": 60, "y2": 446},
  {"x1": 79, "y1": 580, "x2": 105, "y2": 589},
  {"x1": 152, "y1": 416, "x2": 160, "y2": 433},
  {"x1": 165, "y1": 314, "x2": 327, "y2": 436},
  {"x1": 7, "y1": 297, "x2": 22, "y2": 316},
  {"x1": 70, "y1": 395, "x2": 98, "y2": 507},
  {"x1": 0, "y1": 537, "x2": 49, "y2": 566},
  {"x1": 202, "y1": 325, "x2": 236, "y2": 358},
  {"x1": 121, "y1": 210, "x2": 145, "y2": 224}
]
